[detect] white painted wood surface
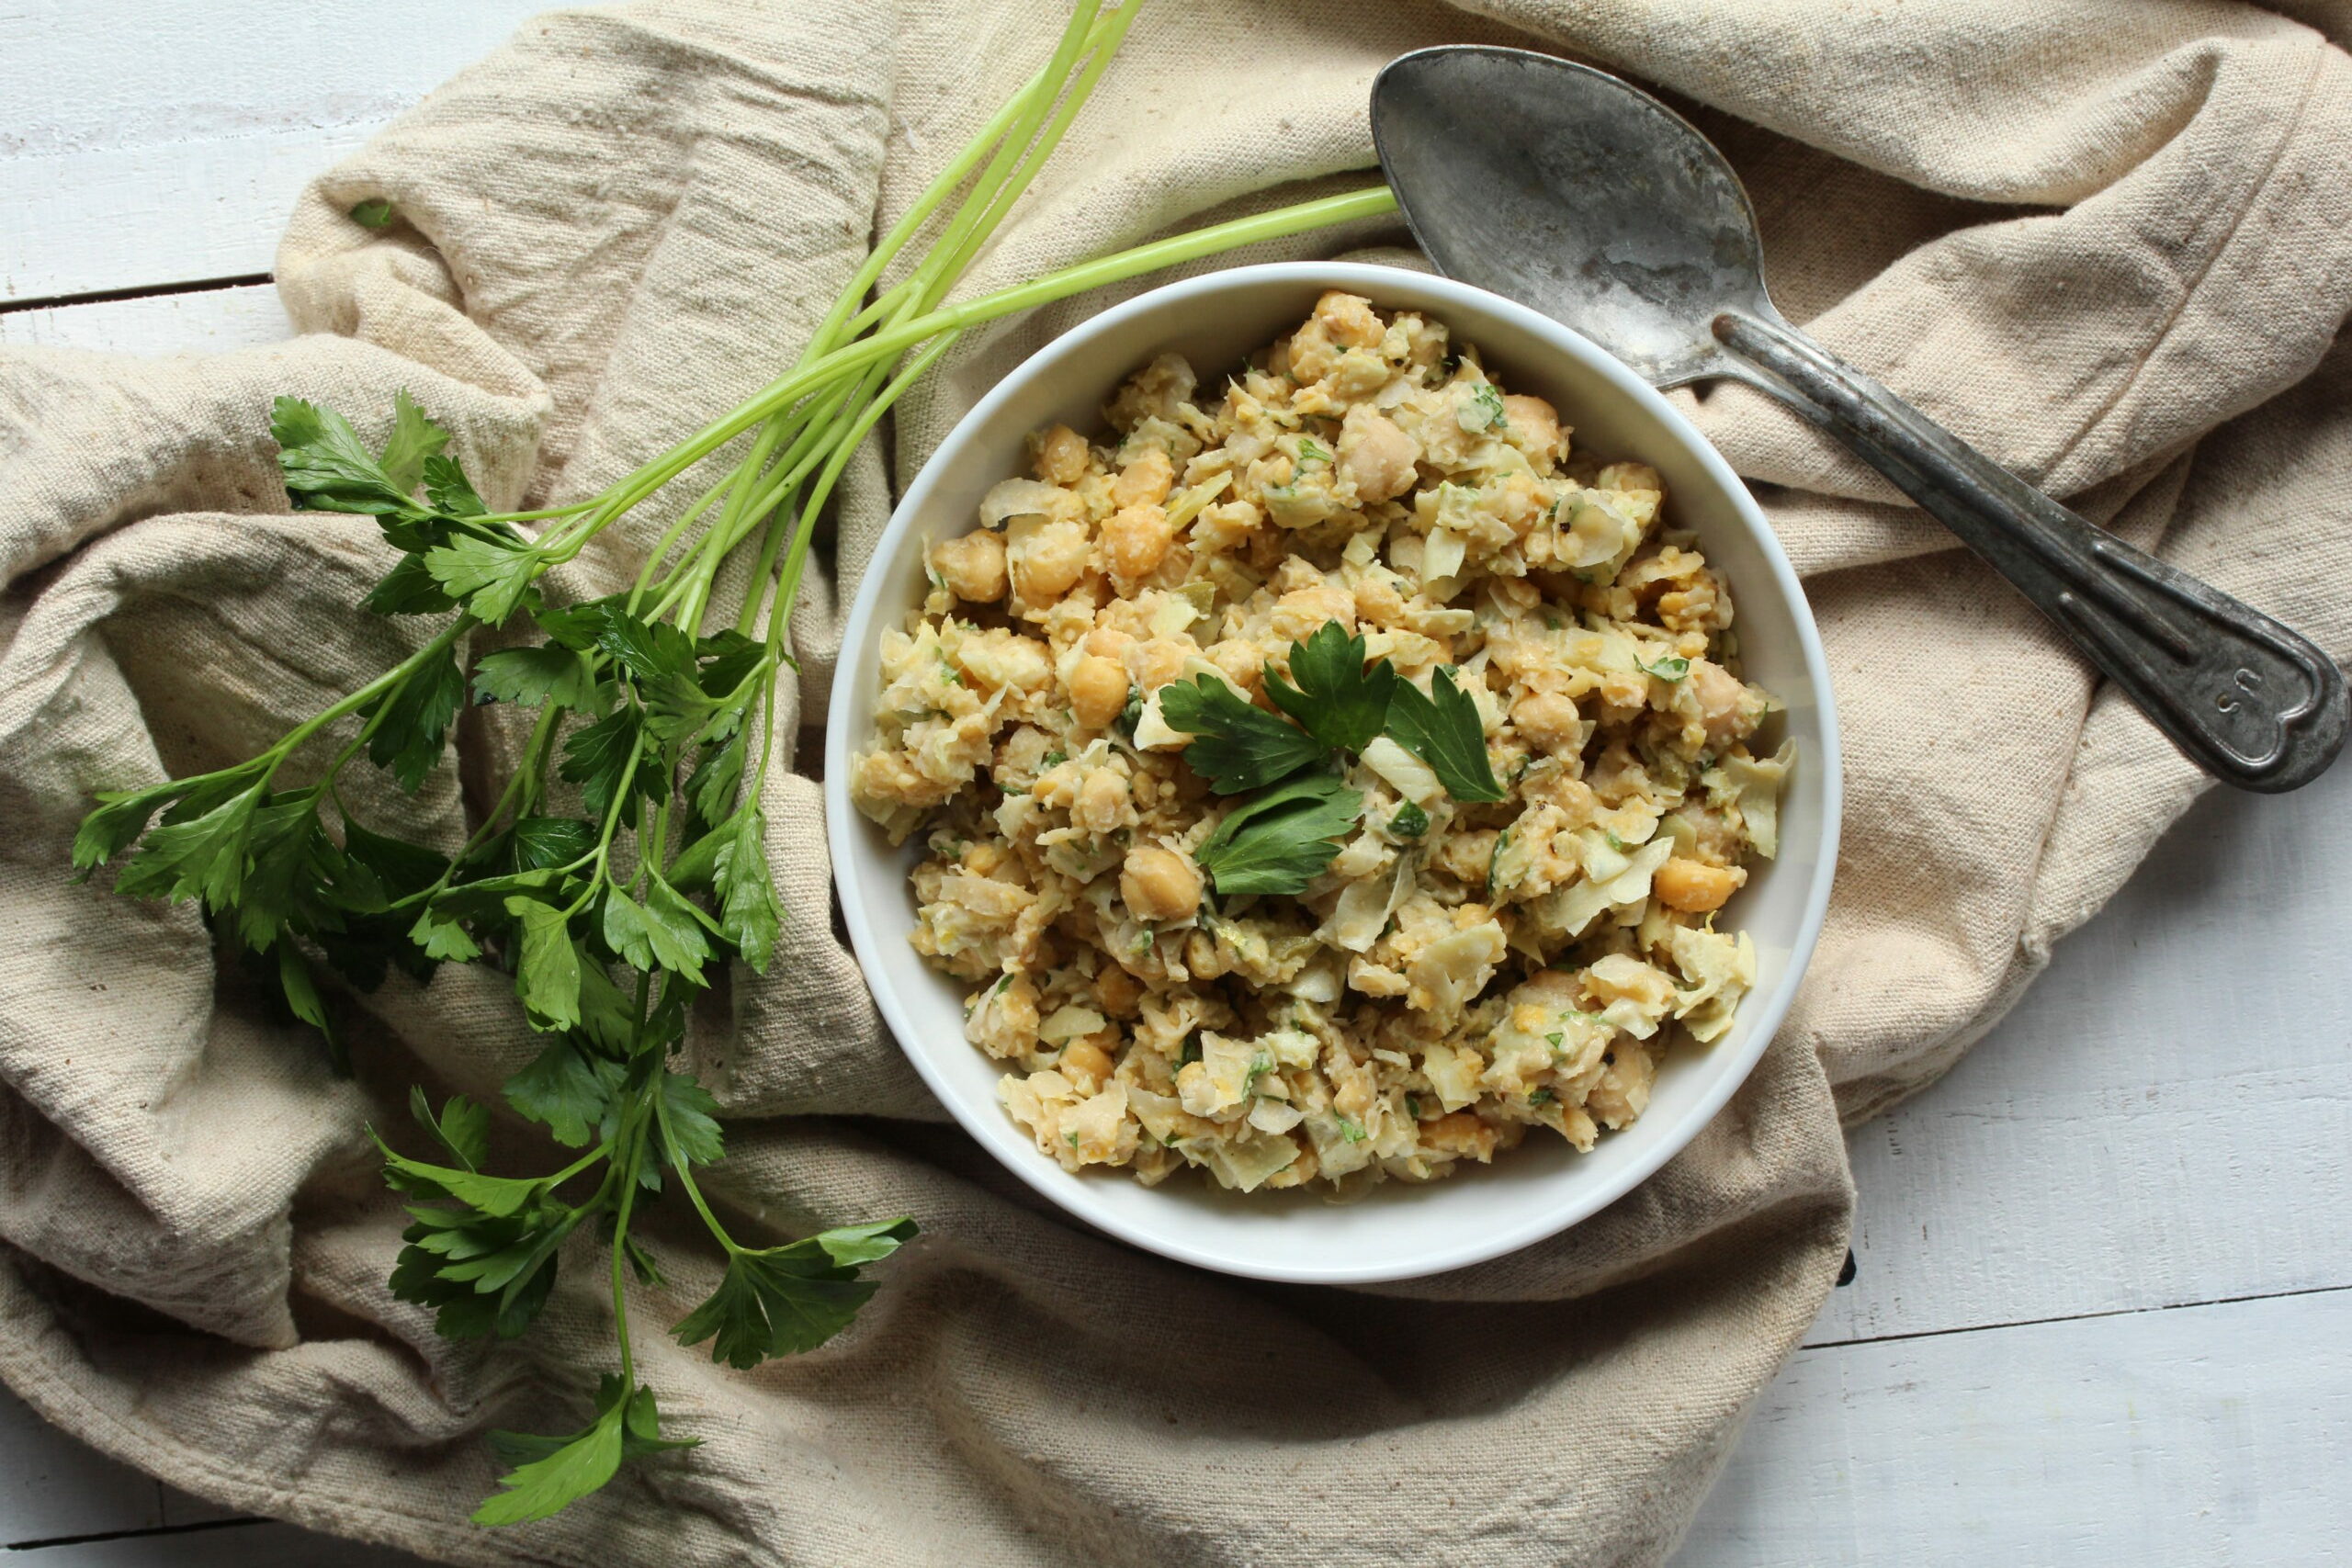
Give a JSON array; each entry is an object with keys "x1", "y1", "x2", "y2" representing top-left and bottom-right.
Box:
[{"x1": 4, "y1": 2, "x2": 2346, "y2": 1563}]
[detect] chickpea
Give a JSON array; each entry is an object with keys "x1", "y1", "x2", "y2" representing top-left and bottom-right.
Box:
[
  {"x1": 1119, "y1": 845, "x2": 1202, "y2": 923},
  {"x1": 1034, "y1": 423, "x2": 1090, "y2": 485},
  {"x1": 1352, "y1": 574, "x2": 1406, "y2": 626},
  {"x1": 1125, "y1": 637, "x2": 1192, "y2": 691},
  {"x1": 1069, "y1": 655, "x2": 1131, "y2": 729},
  {"x1": 1512, "y1": 691, "x2": 1584, "y2": 754},
  {"x1": 1083, "y1": 626, "x2": 1135, "y2": 660},
  {"x1": 1500, "y1": 394, "x2": 1562, "y2": 459},
  {"x1": 1654, "y1": 857, "x2": 1746, "y2": 913},
  {"x1": 1338, "y1": 408, "x2": 1420, "y2": 504},
  {"x1": 1101, "y1": 502, "x2": 1173, "y2": 591},
  {"x1": 1316, "y1": 289, "x2": 1385, "y2": 348},
  {"x1": 1270, "y1": 585, "x2": 1354, "y2": 643},
  {"x1": 1093, "y1": 963, "x2": 1142, "y2": 1019},
  {"x1": 930, "y1": 529, "x2": 1006, "y2": 603},
  {"x1": 1420, "y1": 1111, "x2": 1498, "y2": 1160},
  {"x1": 1076, "y1": 769, "x2": 1132, "y2": 833},
  {"x1": 1059, "y1": 1036, "x2": 1114, "y2": 1093},
  {"x1": 1112, "y1": 447, "x2": 1175, "y2": 509},
  {"x1": 1009, "y1": 518, "x2": 1090, "y2": 608}
]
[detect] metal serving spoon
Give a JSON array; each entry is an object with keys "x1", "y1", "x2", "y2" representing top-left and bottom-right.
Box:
[{"x1": 1370, "y1": 46, "x2": 2346, "y2": 793}]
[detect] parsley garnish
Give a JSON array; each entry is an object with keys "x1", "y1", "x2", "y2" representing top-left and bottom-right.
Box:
[
  {"x1": 1262, "y1": 620, "x2": 1398, "y2": 753},
  {"x1": 1296, "y1": 435, "x2": 1332, "y2": 465},
  {"x1": 1384, "y1": 667, "x2": 1505, "y2": 802},
  {"x1": 1643, "y1": 654, "x2": 1690, "y2": 681},
  {"x1": 1388, "y1": 800, "x2": 1430, "y2": 839},
  {"x1": 1158, "y1": 674, "x2": 1325, "y2": 793},
  {"x1": 1460, "y1": 380, "x2": 1508, "y2": 433},
  {"x1": 1193, "y1": 771, "x2": 1362, "y2": 896}
]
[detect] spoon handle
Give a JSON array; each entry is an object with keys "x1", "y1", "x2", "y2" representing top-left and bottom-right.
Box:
[{"x1": 1713, "y1": 308, "x2": 2346, "y2": 793}]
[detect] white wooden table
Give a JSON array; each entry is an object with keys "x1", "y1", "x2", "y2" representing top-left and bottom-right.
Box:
[{"x1": 4, "y1": 4, "x2": 2346, "y2": 1562}]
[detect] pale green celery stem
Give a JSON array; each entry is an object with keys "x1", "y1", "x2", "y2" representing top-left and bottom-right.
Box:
[
  {"x1": 767, "y1": 333, "x2": 959, "y2": 653},
  {"x1": 652, "y1": 377, "x2": 864, "y2": 631},
  {"x1": 650, "y1": 4, "x2": 1125, "y2": 632},
  {"x1": 540, "y1": 2, "x2": 1121, "y2": 577},
  {"x1": 915, "y1": 2, "x2": 1142, "y2": 301},
  {"x1": 540, "y1": 186, "x2": 1400, "y2": 551},
  {"x1": 627, "y1": 469, "x2": 736, "y2": 610}
]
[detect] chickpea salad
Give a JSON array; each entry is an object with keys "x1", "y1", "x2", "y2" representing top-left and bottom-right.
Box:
[{"x1": 851, "y1": 291, "x2": 1791, "y2": 1197}]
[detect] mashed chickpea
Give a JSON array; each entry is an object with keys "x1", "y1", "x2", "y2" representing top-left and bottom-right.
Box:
[{"x1": 853, "y1": 292, "x2": 1791, "y2": 1197}]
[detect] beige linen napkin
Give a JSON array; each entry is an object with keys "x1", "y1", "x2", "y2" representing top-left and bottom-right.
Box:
[{"x1": 1, "y1": 2, "x2": 2346, "y2": 1563}]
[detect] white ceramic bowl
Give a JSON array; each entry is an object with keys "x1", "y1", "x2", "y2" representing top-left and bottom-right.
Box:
[{"x1": 826, "y1": 262, "x2": 1839, "y2": 1284}]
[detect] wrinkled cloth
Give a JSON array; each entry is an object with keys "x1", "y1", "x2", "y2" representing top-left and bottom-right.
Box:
[{"x1": 1, "y1": 2, "x2": 2347, "y2": 1564}]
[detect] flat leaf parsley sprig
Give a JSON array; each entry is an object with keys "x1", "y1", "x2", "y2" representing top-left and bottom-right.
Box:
[
  {"x1": 1159, "y1": 620, "x2": 1506, "y2": 897},
  {"x1": 69, "y1": 0, "x2": 1401, "y2": 1529}
]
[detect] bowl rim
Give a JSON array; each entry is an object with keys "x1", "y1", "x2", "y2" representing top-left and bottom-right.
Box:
[{"x1": 824, "y1": 259, "x2": 1842, "y2": 1283}]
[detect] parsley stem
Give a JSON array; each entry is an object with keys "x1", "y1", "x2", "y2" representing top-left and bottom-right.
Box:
[
  {"x1": 268, "y1": 616, "x2": 471, "y2": 767},
  {"x1": 655, "y1": 1088, "x2": 741, "y2": 1257}
]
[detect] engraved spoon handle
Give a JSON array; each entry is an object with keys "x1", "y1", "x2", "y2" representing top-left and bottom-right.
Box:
[{"x1": 1713, "y1": 308, "x2": 2347, "y2": 793}]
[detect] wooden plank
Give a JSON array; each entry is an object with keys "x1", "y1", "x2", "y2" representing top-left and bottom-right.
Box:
[
  {"x1": 1679, "y1": 1286, "x2": 2352, "y2": 1565},
  {"x1": 0, "y1": 284, "x2": 289, "y2": 355},
  {"x1": 0, "y1": 1388, "x2": 166, "y2": 1547},
  {"x1": 1814, "y1": 760, "x2": 2352, "y2": 1347},
  {"x1": 0, "y1": 0, "x2": 572, "y2": 303}
]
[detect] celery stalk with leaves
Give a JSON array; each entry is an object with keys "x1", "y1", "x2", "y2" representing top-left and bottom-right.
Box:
[{"x1": 69, "y1": 0, "x2": 1396, "y2": 1527}]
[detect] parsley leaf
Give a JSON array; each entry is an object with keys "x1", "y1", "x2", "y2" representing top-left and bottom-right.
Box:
[
  {"x1": 1193, "y1": 771, "x2": 1362, "y2": 897},
  {"x1": 473, "y1": 644, "x2": 597, "y2": 709},
  {"x1": 411, "y1": 1087, "x2": 492, "y2": 1170},
  {"x1": 377, "y1": 390, "x2": 449, "y2": 493},
  {"x1": 685, "y1": 728, "x2": 748, "y2": 826},
  {"x1": 362, "y1": 646, "x2": 466, "y2": 793},
  {"x1": 560, "y1": 706, "x2": 652, "y2": 823},
  {"x1": 601, "y1": 884, "x2": 709, "y2": 987},
  {"x1": 509, "y1": 816, "x2": 594, "y2": 872},
  {"x1": 1157, "y1": 674, "x2": 1325, "y2": 794},
  {"x1": 271, "y1": 396, "x2": 426, "y2": 519},
  {"x1": 713, "y1": 807, "x2": 781, "y2": 974},
  {"x1": 1262, "y1": 620, "x2": 1397, "y2": 753},
  {"x1": 424, "y1": 534, "x2": 540, "y2": 626},
  {"x1": 1385, "y1": 667, "x2": 1504, "y2": 803},
  {"x1": 475, "y1": 1377, "x2": 695, "y2": 1528},
  {"x1": 504, "y1": 1038, "x2": 622, "y2": 1148},
  {"x1": 362, "y1": 554, "x2": 456, "y2": 615},
  {"x1": 71, "y1": 784, "x2": 179, "y2": 874},
  {"x1": 1389, "y1": 800, "x2": 1430, "y2": 839},
  {"x1": 423, "y1": 454, "x2": 485, "y2": 519},
  {"x1": 112, "y1": 787, "x2": 259, "y2": 908},
  {"x1": 657, "y1": 1070, "x2": 724, "y2": 1167},
  {"x1": 671, "y1": 1219, "x2": 918, "y2": 1371},
  {"x1": 409, "y1": 906, "x2": 482, "y2": 964},
  {"x1": 509, "y1": 898, "x2": 583, "y2": 1032},
  {"x1": 1642, "y1": 654, "x2": 1690, "y2": 681}
]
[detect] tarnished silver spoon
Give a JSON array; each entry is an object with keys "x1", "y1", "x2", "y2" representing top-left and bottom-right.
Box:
[{"x1": 1371, "y1": 45, "x2": 2346, "y2": 793}]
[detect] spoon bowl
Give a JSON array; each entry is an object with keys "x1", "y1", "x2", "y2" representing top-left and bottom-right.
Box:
[{"x1": 1372, "y1": 49, "x2": 1765, "y2": 389}]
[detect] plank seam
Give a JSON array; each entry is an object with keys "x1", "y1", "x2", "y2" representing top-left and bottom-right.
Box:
[
  {"x1": 6, "y1": 1514, "x2": 262, "y2": 1551},
  {"x1": 1804, "y1": 1279, "x2": 2352, "y2": 1353},
  {"x1": 0, "y1": 273, "x2": 272, "y2": 317}
]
